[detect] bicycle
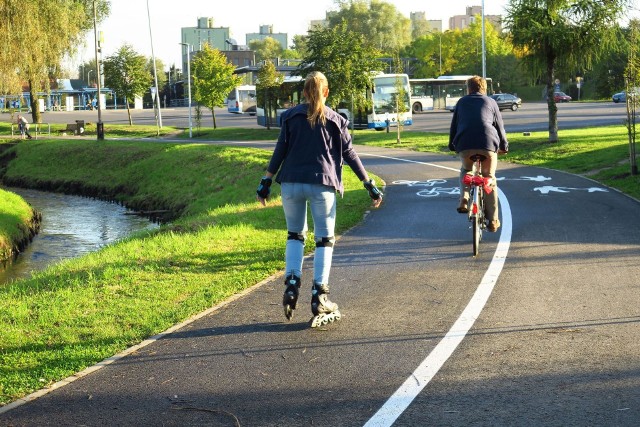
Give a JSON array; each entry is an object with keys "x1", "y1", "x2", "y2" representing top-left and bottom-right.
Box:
[{"x1": 462, "y1": 154, "x2": 494, "y2": 256}]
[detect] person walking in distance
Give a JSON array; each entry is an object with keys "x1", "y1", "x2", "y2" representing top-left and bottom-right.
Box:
[
  {"x1": 449, "y1": 75, "x2": 508, "y2": 232},
  {"x1": 17, "y1": 115, "x2": 33, "y2": 140},
  {"x1": 256, "y1": 71, "x2": 383, "y2": 328}
]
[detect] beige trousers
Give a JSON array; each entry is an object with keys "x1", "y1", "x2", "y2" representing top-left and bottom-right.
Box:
[{"x1": 458, "y1": 149, "x2": 499, "y2": 221}]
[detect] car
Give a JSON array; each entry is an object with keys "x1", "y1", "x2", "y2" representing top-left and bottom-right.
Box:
[
  {"x1": 553, "y1": 91, "x2": 572, "y2": 102},
  {"x1": 490, "y1": 93, "x2": 522, "y2": 111},
  {"x1": 612, "y1": 91, "x2": 637, "y2": 103}
]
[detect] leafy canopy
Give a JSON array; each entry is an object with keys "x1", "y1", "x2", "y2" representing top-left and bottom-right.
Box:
[{"x1": 191, "y1": 43, "x2": 242, "y2": 128}]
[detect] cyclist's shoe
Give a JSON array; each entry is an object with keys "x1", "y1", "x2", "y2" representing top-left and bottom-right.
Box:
[
  {"x1": 310, "y1": 282, "x2": 341, "y2": 328},
  {"x1": 488, "y1": 219, "x2": 501, "y2": 232},
  {"x1": 283, "y1": 274, "x2": 301, "y2": 320},
  {"x1": 457, "y1": 199, "x2": 469, "y2": 213}
]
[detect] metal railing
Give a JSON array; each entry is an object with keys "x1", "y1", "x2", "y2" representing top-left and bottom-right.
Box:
[{"x1": 10, "y1": 123, "x2": 51, "y2": 138}]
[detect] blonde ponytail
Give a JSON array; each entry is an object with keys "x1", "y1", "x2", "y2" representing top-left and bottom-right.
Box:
[{"x1": 303, "y1": 71, "x2": 328, "y2": 127}]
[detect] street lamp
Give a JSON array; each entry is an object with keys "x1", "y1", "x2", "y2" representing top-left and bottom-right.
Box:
[
  {"x1": 147, "y1": 0, "x2": 162, "y2": 135},
  {"x1": 92, "y1": 0, "x2": 104, "y2": 139},
  {"x1": 87, "y1": 69, "x2": 93, "y2": 86},
  {"x1": 179, "y1": 42, "x2": 192, "y2": 138},
  {"x1": 481, "y1": 0, "x2": 486, "y2": 78},
  {"x1": 438, "y1": 32, "x2": 442, "y2": 75}
]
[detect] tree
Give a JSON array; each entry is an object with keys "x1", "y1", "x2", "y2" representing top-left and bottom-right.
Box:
[
  {"x1": 328, "y1": 0, "x2": 411, "y2": 54},
  {"x1": 296, "y1": 21, "x2": 385, "y2": 119},
  {"x1": 249, "y1": 37, "x2": 284, "y2": 63},
  {"x1": 624, "y1": 19, "x2": 639, "y2": 175},
  {"x1": 191, "y1": 43, "x2": 242, "y2": 129},
  {"x1": 0, "y1": 0, "x2": 110, "y2": 124},
  {"x1": 103, "y1": 45, "x2": 153, "y2": 125},
  {"x1": 256, "y1": 60, "x2": 284, "y2": 130},
  {"x1": 504, "y1": 0, "x2": 629, "y2": 142}
]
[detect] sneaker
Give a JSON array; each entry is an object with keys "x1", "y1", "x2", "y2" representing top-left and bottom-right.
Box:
[
  {"x1": 457, "y1": 199, "x2": 469, "y2": 213},
  {"x1": 487, "y1": 219, "x2": 501, "y2": 232}
]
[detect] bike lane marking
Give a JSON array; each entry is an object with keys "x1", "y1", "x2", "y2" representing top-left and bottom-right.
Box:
[{"x1": 360, "y1": 152, "x2": 513, "y2": 427}]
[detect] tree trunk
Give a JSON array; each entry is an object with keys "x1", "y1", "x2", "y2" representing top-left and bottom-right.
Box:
[
  {"x1": 545, "y1": 55, "x2": 558, "y2": 143},
  {"x1": 126, "y1": 101, "x2": 133, "y2": 125},
  {"x1": 265, "y1": 88, "x2": 271, "y2": 131},
  {"x1": 212, "y1": 108, "x2": 217, "y2": 129},
  {"x1": 28, "y1": 79, "x2": 41, "y2": 124}
]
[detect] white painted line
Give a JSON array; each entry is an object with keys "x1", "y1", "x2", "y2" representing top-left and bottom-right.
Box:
[{"x1": 360, "y1": 152, "x2": 512, "y2": 427}]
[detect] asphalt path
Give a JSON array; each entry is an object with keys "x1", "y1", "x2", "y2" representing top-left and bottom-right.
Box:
[{"x1": 2, "y1": 140, "x2": 639, "y2": 425}]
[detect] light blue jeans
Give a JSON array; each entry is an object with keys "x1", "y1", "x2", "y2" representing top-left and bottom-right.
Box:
[{"x1": 281, "y1": 182, "x2": 337, "y2": 285}]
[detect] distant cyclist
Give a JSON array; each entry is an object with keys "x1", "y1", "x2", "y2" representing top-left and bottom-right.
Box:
[
  {"x1": 256, "y1": 71, "x2": 382, "y2": 327},
  {"x1": 449, "y1": 75, "x2": 508, "y2": 232}
]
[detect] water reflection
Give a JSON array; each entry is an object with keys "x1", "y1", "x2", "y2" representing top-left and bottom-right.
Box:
[{"x1": 1, "y1": 187, "x2": 159, "y2": 284}]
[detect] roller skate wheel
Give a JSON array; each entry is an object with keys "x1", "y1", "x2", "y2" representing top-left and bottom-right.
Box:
[
  {"x1": 284, "y1": 305, "x2": 294, "y2": 320},
  {"x1": 310, "y1": 311, "x2": 341, "y2": 328}
]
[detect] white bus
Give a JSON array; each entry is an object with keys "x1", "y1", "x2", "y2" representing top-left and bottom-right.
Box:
[
  {"x1": 227, "y1": 85, "x2": 257, "y2": 115},
  {"x1": 410, "y1": 76, "x2": 493, "y2": 112},
  {"x1": 256, "y1": 73, "x2": 412, "y2": 130}
]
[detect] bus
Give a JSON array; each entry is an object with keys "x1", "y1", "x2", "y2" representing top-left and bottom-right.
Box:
[
  {"x1": 227, "y1": 85, "x2": 257, "y2": 115},
  {"x1": 256, "y1": 73, "x2": 412, "y2": 130},
  {"x1": 409, "y1": 76, "x2": 493, "y2": 113}
]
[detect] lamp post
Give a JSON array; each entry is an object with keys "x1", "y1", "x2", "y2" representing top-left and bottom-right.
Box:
[
  {"x1": 93, "y1": 0, "x2": 104, "y2": 139},
  {"x1": 147, "y1": 0, "x2": 162, "y2": 135},
  {"x1": 438, "y1": 31, "x2": 442, "y2": 75},
  {"x1": 481, "y1": 0, "x2": 486, "y2": 78},
  {"x1": 179, "y1": 42, "x2": 192, "y2": 138},
  {"x1": 87, "y1": 69, "x2": 93, "y2": 87}
]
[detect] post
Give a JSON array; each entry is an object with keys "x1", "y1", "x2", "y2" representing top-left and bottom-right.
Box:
[
  {"x1": 179, "y1": 43, "x2": 192, "y2": 138},
  {"x1": 147, "y1": 0, "x2": 162, "y2": 135},
  {"x1": 481, "y1": 0, "x2": 486, "y2": 79},
  {"x1": 439, "y1": 32, "x2": 442, "y2": 75},
  {"x1": 93, "y1": 0, "x2": 104, "y2": 140}
]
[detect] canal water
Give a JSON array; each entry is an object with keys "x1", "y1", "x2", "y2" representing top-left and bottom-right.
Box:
[{"x1": 0, "y1": 187, "x2": 159, "y2": 284}]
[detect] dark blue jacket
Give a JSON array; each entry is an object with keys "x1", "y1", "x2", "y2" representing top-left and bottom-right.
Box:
[
  {"x1": 267, "y1": 103, "x2": 368, "y2": 195},
  {"x1": 448, "y1": 92, "x2": 509, "y2": 153}
]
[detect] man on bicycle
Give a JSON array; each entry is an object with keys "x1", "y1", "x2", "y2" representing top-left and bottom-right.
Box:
[{"x1": 449, "y1": 75, "x2": 509, "y2": 232}]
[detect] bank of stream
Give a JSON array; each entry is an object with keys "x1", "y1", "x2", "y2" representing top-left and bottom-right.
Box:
[{"x1": 0, "y1": 187, "x2": 158, "y2": 284}]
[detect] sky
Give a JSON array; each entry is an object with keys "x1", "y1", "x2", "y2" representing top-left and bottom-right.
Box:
[{"x1": 73, "y1": 0, "x2": 509, "y2": 73}]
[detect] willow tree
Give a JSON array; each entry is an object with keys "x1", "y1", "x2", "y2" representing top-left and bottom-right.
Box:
[
  {"x1": 624, "y1": 20, "x2": 639, "y2": 175},
  {"x1": 191, "y1": 43, "x2": 241, "y2": 129},
  {"x1": 504, "y1": 0, "x2": 629, "y2": 142},
  {"x1": 0, "y1": 0, "x2": 110, "y2": 123}
]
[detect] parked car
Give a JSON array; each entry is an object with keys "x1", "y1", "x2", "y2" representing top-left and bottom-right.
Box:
[
  {"x1": 490, "y1": 93, "x2": 522, "y2": 111},
  {"x1": 553, "y1": 92, "x2": 572, "y2": 102},
  {"x1": 612, "y1": 91, "x2": 637, "y2": 103}
]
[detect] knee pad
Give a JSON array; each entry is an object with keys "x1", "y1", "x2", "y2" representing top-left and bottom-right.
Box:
[
  {"x1": 287, "y1": 231, "x2": 306, "y2": 243},
  {"x1": 315, "y1": 236, "x2": 335, "y2": 248}
]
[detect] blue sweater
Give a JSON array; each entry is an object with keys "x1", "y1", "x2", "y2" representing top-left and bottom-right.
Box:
[
  {"x1": 448, "y1": 92, "x2": 509, "y2": 153},
  {"x1": 267, "y1": 104, "x2": 368, "y2": 195}
]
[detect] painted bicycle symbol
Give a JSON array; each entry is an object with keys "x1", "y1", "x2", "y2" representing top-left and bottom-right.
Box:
[{"x1": 392, "y1": 179, "x2": 459, "y2": 197}]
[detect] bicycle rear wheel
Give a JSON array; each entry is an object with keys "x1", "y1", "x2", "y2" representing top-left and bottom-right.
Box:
[
  {"x1": 469, "y1": 187, "x2": 480, "y2": 256},
  {"x1": 472, "y1": 212, "x2": 480, "y2": 256}
]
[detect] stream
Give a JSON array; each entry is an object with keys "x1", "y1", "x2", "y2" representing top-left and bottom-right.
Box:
[{"x1": 0, "y1": 187, "x2": 159, "y2": 284}]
